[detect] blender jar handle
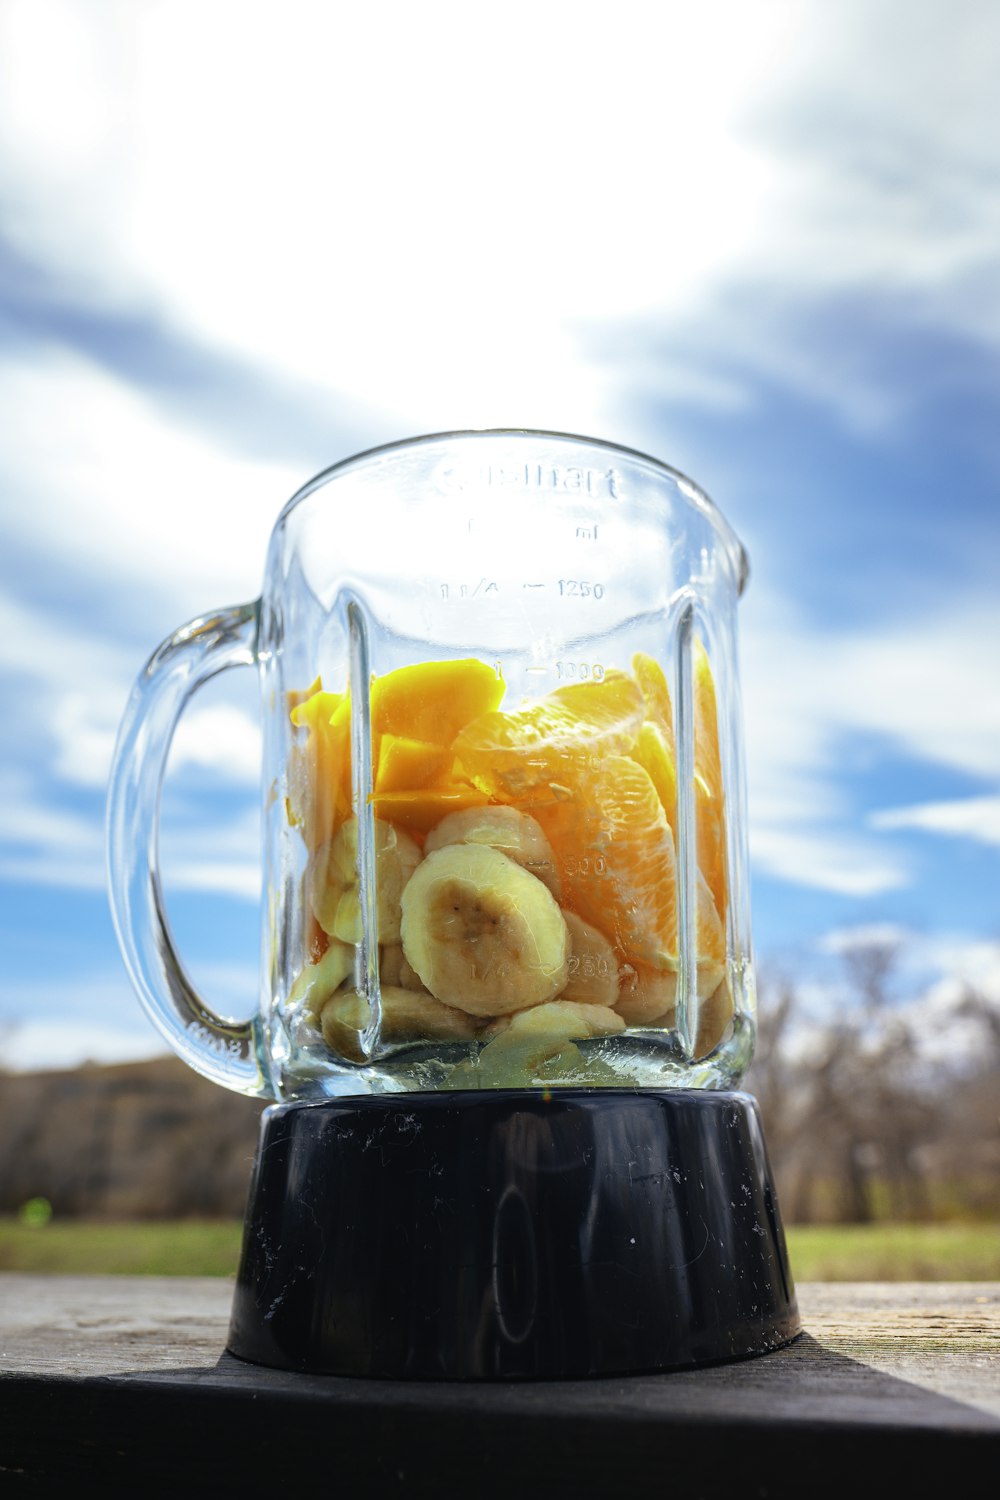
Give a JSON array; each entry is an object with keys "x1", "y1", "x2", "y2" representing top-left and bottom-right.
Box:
[{"x1": 106, "y1": 601, "x2": 273, "y2": 1099}]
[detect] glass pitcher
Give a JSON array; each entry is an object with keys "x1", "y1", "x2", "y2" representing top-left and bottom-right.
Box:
[
  {"x1": 106, "y1": 429, "x2": 754, "y2": 1105},
  {"x1": 107, "y1": 429, "x2": 798, "y2": 1379}
]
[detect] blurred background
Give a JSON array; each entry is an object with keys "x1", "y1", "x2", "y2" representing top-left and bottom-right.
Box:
[{"x1": 0, "y1": 0, "x2": 997, "y2": 1276}]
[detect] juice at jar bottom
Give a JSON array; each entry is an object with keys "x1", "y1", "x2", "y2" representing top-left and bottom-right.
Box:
[{"x1": 284, "y1": 650, "x2": 735, "y2": 1089}]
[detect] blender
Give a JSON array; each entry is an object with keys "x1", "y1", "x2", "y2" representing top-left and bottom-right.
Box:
[{"x1": 106, "y1": 429, "x2": 799, "y2": 1377}]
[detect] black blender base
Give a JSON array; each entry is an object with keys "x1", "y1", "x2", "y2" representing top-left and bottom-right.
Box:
[{"x1": 227, "y1": 1088, "x2": 799, "y2": 1379}]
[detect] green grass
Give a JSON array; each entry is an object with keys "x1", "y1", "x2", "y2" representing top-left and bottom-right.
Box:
[
  {"x1": 785, "y1": 1223, "x2": 1000, "y2": 1282},
  {"x1": 0, "y1": 1218, "x2": 245, "y2": 1276},
  {"x1": 0, "y1": 1216, "x2": 997, "y2": 1279}
]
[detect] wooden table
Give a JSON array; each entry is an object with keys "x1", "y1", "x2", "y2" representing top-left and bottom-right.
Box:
[{"x1": 1, "y1": 1276, "x2": 997, "y2": 1495}]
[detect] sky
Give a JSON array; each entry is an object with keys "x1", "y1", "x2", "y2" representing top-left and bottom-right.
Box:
[{"x1": 0, "y1": 0, "x2": 998, "y2": 1073}]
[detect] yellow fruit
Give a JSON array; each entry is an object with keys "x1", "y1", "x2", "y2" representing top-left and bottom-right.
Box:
[
  {"x1": 287, "y1": 686, "x2": 352, "y2": 849},
  {"x1": 372, "y1": 658, "x2": 504, "y2": 745},
  {"x1": 693, "y1": 640, "x2": 727, "y2": 923},
  {"x1": 399, "y1": 843, "x2": 569, "y2": 1017},
  {"x1": 423, "y1": 805, "x2": 561, "y2": 897},
  {"x1": 319, "y1": 985, "x2": 480, "y2": 1062},
  {"x1": 374, "y1": 734, "x2": 454, "y2": 794},
  {"x1": 631, "y1": 720, "x2": 677, "y2": 833},
  {"x1": 632, "y1": 651, "x2": 674, "y2": 738},
  {"x1": 368, "y1": 786, "x2": 491, "y2": 836},
  {"x1": 452, "y1": 670, "x2": 645, "y2": 801},
  {"x1": 560, "y1": 911, "x2": 620, "y2": 1007}
]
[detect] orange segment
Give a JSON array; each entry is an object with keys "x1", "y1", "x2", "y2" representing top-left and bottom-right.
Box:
[
  {"x1": 632, "y1": 720, "x2": 677, "y2": 834},
  {"x1": 632, "y1": 651, "x2": 674, "y2": 738},
  {"x1": 372, "y1": 658, "x2": 504, "y2": 746},
  {"x1": 693, "y1": 640, "x2": 722, "y2": 798},
  {"x1": 525, "y1": 754, "x2": 680, "y2": 968},
  {"x1": 453, "y1": 669, "x2": 645, "y2": 801},
  {"x1": 693, "y1": 640, "x2": 727, "y2": 922},
  {"x1": 287, "y1": 687, "x2": 352, "y2": 848}
]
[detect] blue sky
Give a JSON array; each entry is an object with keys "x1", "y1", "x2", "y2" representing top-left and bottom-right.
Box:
[{"x1": 0, "y1": 0, "x2": 998, "y2": 1071}]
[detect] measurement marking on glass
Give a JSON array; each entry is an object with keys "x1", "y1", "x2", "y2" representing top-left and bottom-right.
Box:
[
  {"x1": 555, "y1": 662, "x2": 605, "y2": 680},
  {"x1": 439, "y1": 580, "x2": 499, "y2": 599},
  {"x1": 557, "y1": 579, "x2": 605, "y2": 599}
]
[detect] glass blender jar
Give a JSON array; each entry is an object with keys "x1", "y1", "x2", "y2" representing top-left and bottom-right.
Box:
[{"x1": 107, "y1": 430, "x2": 798, "y2": 1377}]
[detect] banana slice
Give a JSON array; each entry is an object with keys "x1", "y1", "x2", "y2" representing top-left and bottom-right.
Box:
[
  {"x1": 615, "y1": 962, "x2": 731, "y2": 1057},
  {"x1": 424, "y1": 805, "x2": 562, "y2": 897},
  {"x1": 614, "y1": 964, "x2": 677, "y2": 1026},
  {"x1": 475, "y1": 999, "x2": 624, "y2": 1082},
  {"x1": 319, "y1": 984, "x2": 480, "y2": 1062},
  {"x1": 309, "y1": 814, "x2": 422, "y2": 944},
  {"x1": 288, "y1": 938, "x2": 354, "y2": 1023},
  {"x1": 382, "y1": 941, "x2": 431, "y2": 994},
  {"x1": 379, "y1": 942, "x2": 405, "y2": 986},
  {"x1": 560, "y1": 911, "x2": 621, "y2": 1007},
  {"x1": 400, "y1": 843, "x2": 569, "y2": 1017}
]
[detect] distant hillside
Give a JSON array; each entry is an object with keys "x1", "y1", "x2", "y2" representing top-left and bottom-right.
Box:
[{"x1": 0, "y1": 1056, "x2": 265, "y2": 1218}]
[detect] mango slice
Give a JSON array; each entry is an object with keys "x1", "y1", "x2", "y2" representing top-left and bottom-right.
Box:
[{"x1": 372, "y1": 658, "x2": 504, "y2": 745}]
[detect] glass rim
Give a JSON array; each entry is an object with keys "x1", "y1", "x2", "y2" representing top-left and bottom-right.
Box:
[{"x1": 277, "y1": 428, "x2": 750, "y2": 595}]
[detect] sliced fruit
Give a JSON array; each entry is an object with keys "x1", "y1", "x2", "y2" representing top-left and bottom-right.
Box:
[
  {"x1": 423, "y1": 805, "x2": 561, "y2": 897},
  {"x1": 528, "y1": 753, "x2": 677, "y2": 967},
  {"x1": 399, "y1": 843, "x2": 569, "y2": 1017},
  {"x1": 306, "y1": 915, "x2": 330, "y2": 965},
  {"x1": 287, "y1": 686, "x2": 352, "y2": 849},
  {"x1": 380, "y1": 942, "x2": 405, "y2": 986},
  {"x1": 374, "y1": 734, "x2": 454, "y2": 794},
  {"x1": 694, "y1": 976, "x2": 735, "y2": 1057},
  {"x1": 380, "y1": 941, "x2": 431, "y2": 994},
  {"x1": 309, "y1": 814, "x2": 421, "y2": 944},
  {"x1": 560, "y1": 911, "x2": 620, "y2": 1007},
  {"x1": 631, "y1": 720, "x2": 677, "y2": 833},
  {"x1": 288, "y1": 938, "x2": 354, "y2": 1023},
  {"x1": 632, "y1": 651, "x2": 674, "y2": 738},
  {"x1": 369, "y1": 785, "x2": 491, "y2": 836},
  {"x1": 615, "y1": 958, "x2": 730, "y2": 1057},
  {"x1": 474, "y1": 999, "x2": 624, "y2": 1083},
  {"x1": 452, "y1": 670, "x2": 645, "y2": 801},
  {"x1": 534, "y1": 755, "x2": 727, "y2": 972},
  {"x1": 693, "y1": 640, "x2": 722, "y2": 798},
  {"x1": 693, "y1": 639, "x2": 727, "y2": 921},
  {"x1": 319, "y1": 984, "x2": 480, "y2": 1063},
  {"x1": 372, "y1": 658, "x2": 504, "y2": 745},
  {"x1": 614, "y1": 964, "x2": 677, "y2": 1026}
]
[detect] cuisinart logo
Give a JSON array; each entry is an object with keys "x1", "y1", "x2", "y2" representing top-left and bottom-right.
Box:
[{"x1": 432, "y1": 459, "x2": 622, "y2": 499}]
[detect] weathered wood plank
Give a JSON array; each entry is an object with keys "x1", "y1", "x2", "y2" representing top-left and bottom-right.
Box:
[
  {"x1": 0, "y1": 1277, "x2": 997, "y2": 1496},
  {"x1": 1, "y1": 1275, "x2": 998, "y2": 1414}
]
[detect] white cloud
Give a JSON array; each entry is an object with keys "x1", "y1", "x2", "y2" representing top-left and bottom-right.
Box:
[
  {"x1": 0, "y1": 351, "x2": 298, "y2": 611},
  {"x1": 871, "y1": 795, "x2": 1000, "y2": 848},
  {"x1": 748, "y1": 827, "x2": 909, "y2": 897},
  {"x1": 0, "y1": 590, "x2": 135, "y2": 696},
  {"x1": 2, "y1": 1020, "x2": 167, "y2": 1072},
  {"x1": 164, "y1": 861, "x2": 261, "y2": 901},
  {"x1": 817, "y1": 922, "x2": 910, "y2": 955},
  {"x1": 1, "y1": 952, "x2": 261, "y2": 1070},
  {"x1": 0, "y1": 3, "x2": 822, "y2": 433},
  {"x1": 1, "y1": 0, "x2": 999, "y2": 930},
  {"x1": 0, "y1": 763, "x2": 260, "y2": 899},
  {"x1": 740, "y1": 587, "x2": 1000, "y2": 892},
  {"x1": 3, "y1": 1, "x2": 998, "y2": 441},
  {"x1": 170, "y1": 705, "x2": 261, "y2": 785}
]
